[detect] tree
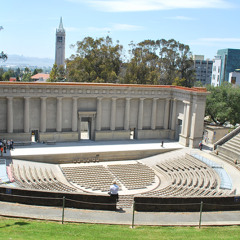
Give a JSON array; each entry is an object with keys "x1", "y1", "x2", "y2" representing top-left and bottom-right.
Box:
[
  {"x1": 123, "y1": 40, "x2": 160, "y2": 85},
  {"x1": 33, "y1": 68, "x2": 43, "y2": 75},
  {"x1": 49, "y1": 64, "x2": 65, "y2": 82},
  {"x1": 0, "y1": 26, "x2": 7, "y2": 61},
  {"x1": 205, "y1": 83, "x2": 240, "y2": 126},
  {"x1": 122, "y1": 39, "x2": 195, "y2": 86},
  {"x1": 21, "y1": 68, "x2": 32, "y2": 82},
  {"x1": 66, "y1": 36, "x2": 123, "y2": 83}
]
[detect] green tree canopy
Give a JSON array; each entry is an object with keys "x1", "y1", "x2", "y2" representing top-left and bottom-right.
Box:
[
  {"x1": 66, "y1": 36, "x2": 123, "y2": 83},
  {"x1": 49, "y1": 64, "x2": 65, "y2": 82},
  {"x1": 0, "y1": 26, "x2": 7, "y2": 61},
  {"x1": 122, "y1": 39, "x2": 195, "y2": 86},
  {"x1": 205, "y1": 83, "x2": 240, "y2": 126}
]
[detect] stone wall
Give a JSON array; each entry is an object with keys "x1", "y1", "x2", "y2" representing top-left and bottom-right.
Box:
[
  {"x1": 134, "y1": 196, "x2": 240, "y2": 212},
  {"x1": 0, "y1": 82, "x2": 208, "y2": 147},
  {"x1": 0, "y1": 186, "x2": 116, "y2": 210}
]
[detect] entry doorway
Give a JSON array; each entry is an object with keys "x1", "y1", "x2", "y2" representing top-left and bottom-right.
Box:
[
  {"x1": 80, "y1": 118, "x2": 90, "y2": 140},
  {"x1": 78, "y1": 111, "x2": 96, "y2": 141},
  {"x1": 130, "y1": 128, "x2": 136, "y2": 140},
  {"x1": 31, "y1": 130, "x2": 39, "y2": 142}
]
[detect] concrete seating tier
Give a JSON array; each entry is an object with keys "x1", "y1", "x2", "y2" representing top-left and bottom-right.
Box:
[
  {"x1": 108, "y1": 163, "x2": 155, "y2": 190},
  {"x1": 141, "y1": 154, "x2": 231, "y2": 197},
  {"x1": 61, "y1": 163, "x2": 155, "y2": 192},
  {"x1": 62, "y1": 165, "x2": 116, "y2": 192},
  {"x1": 11, "y1": 164, "x2": 77, "y2": 192}
]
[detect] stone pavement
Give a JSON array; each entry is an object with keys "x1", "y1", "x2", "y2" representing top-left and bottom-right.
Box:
[{"x1": 0, "y1": 201, "x2": 240, "y2": 226}]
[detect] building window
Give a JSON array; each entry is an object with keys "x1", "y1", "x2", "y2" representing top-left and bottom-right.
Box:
[
  {"x1": 231, "y1": 77, "x2": 236, "y2": 84},
  {"x1": 57, "y1": 36, "x2": 62, "y2": 42}
]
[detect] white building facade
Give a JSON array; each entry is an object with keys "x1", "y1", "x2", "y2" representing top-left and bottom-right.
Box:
[
  {"x1": 0, "y1": 82, "x2": 208, "y2": 148},
  {"x1": 211, "y1": 57, "x2": 221, "y2": 86}
]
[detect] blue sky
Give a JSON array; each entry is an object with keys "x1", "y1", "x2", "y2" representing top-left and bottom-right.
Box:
[{"x1": 1, "y1": 0, "x2": 240, "y2": 60}]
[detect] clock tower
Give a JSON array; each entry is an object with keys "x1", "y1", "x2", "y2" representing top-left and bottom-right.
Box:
[{"x1": 55, "y1": 17, "x2": 65, "y2": 67}]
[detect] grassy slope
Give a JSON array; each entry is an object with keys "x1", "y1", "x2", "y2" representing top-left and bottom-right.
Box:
[{"x1": 0, "y1": 218, "x2": 240, "y2": 240}]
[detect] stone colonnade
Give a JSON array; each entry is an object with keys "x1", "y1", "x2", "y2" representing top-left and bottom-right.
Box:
[
  {"x1": 6, "y1": 96, "x2": 178, "y2": 133},
  {"x1": 0, "y1": 83, "x2": 208, "y2": 147}
]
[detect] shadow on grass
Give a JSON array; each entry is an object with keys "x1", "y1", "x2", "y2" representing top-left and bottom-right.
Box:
[{"x1": 0, "y1": 221, "x2": 29, "y2": 228}]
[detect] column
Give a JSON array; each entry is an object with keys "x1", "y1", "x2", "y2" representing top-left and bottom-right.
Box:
[
  {"x1": 56, "y1": 97, "x2": 62, "y2": 132},
  {"x1": 7, "y1": 97, "x2": 13, "y2": 133},
  {"x1": 124, "y1": 98, "x2": 131, "y2": 130},
  {"x1": 110, "y1": 98, "x2": 117, "y2": 131},
  {"x1": 163, "y1": 98, "x2": 170, "y2": 130},
  {"x1": 96, "y1": 97, "x2": 102, "y2": 131},
  {"x1": 24, "y1": 97, "x2": 30, "y2": 133},
  {"x1": 40, "y1": 97, "x2": 47, "y2": 133},
  {"x1": 171, "y1": 98, "x2": 177, "y2": 130},
  {"x1": 182, "y1": 101, "x2": 191, "y2": 137},
  {"x1": 72, "y1": 97, "x2": 78, "y2": 132},
  {"x1": 151, "y1": 98, "x2": 158, "y2": 130},
  {"x1": 138, "y1": 98, "x2": 144, "y2": 130}
]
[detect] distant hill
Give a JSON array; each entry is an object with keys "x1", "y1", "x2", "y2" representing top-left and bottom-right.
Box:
[{"x1": 0, "y1": 54, "x2": 54, "y2": 68}]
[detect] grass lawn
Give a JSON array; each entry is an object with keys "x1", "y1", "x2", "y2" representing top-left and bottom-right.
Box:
[{"x1": 0, "y1": 217, "x2": 240, "y2": 240}]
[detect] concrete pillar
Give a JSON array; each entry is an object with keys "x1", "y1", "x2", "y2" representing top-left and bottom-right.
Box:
[
  {"x1": 183, "y1": 101, "x2": 191, "y2": 137},
  {"x1": 110, "y1": 98, "x2": 117, "y2": 131},
  {"x1": 72, "y1": 97, "x2": 78, "y2": 132},
  {"x1": 164, "y1": 98, "x2": 170, "y2": 130},
  {"x1": 189, "y1": 97, "x2": 206, "y2": 148},
  {"x1": 7, "y1": 97, "x2": 13, "y2": 133},
  {"x1": 124, "y1": 98, "x2": 131, "y2": 130},
  {"x1": 96, "y1": 97, "x2": 102, "y2": 131},
  {"x1": 151, "y1": 98, "x2": 158, "y2": 130},
  {"x1": 171, "y1": 98, "x2": 177, "y2": 131},
  {"x1": 138, "y1": 98, "x2": 144, "y2": 130},
  {"x1": 56, "y1": 97, "x2": 62, "y2": 132},
  {"x1": 40, "y1": 97, "x2": 47, "y2": 133},
  {"x1": 24, "y1": 97, "x2": 30, "y2": 133}
]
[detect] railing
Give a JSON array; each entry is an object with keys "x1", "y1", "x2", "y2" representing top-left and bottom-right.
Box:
[
  {"x1": 213, "y1": 125, "x2": 240, "y2": 150},
  {"x1": 191, "y1": 154, "x2": 232, "y2": 190}
]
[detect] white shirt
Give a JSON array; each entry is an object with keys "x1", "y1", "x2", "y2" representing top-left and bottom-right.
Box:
[{"x1": 110, "y1": 184, "x2": 119, "y2": 195}]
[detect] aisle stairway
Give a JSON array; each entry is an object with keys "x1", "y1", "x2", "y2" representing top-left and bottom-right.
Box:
[{"x1": 215, "y1": 133, "x2": 240, "y2": 168}]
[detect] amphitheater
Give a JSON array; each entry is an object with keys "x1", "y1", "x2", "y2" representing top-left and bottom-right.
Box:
[{"x1": 1, "y1": 126, "x2": 240, "y2": 214}]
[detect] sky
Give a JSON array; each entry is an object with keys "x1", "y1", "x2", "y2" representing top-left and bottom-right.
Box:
[{"x1": 1, "y1": 0, "x2": 240, "y2": 61}]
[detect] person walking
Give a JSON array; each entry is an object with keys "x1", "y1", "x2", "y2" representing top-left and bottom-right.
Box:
[{"x1": 109, "y1": 180, "x2": 119, "y2": 202}]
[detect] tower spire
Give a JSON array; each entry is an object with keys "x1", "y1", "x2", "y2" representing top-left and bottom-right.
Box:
[{"x1": 57, "y1": 17, "x2": 64, "y2": 32}]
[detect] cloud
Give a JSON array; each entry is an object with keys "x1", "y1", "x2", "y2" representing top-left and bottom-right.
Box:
[
  {"x1": 199, "y1": 38, "x2": 240, "y2": 43},
  {"x1": 165, "y1": 16, "x2": 196, "y2": 21},
  {"x1": 65, "y1": 27, "x2": 82, "y2": 32},
  {"x1": 189, "y1": 38, "x2": 240, "y2": 47},
  {"x1": 69, "y1": 0, "x2": 233, "y2": 12},
  {"x1": 87, "y1": 23, "x2": 143, "y2": 32},
  {"x1": 112, "y1": 23, "x2": 143, "y2": 31}
]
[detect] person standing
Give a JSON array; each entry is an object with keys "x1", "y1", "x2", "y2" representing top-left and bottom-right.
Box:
[
  {"x1": 109, "y1": 180, "x2": 119, "y2": 202},
  {"x1": 7, "y1": 140, "x2": 10, "y2": 150},
  {"x1": 0, "y1": 146, "x2": 3, "y2": 157},
  {"x1": 10, "y1": 139, "x2": 14, "y2": 151}
]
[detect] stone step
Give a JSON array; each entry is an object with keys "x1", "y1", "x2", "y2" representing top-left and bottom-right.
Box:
[
  {"x1": 228, "y1": 139, "x2": 240, "y2": 146},
  {"x1": 224, "y1": 142, "x2": 239, "y2": 152},
  {"x1": 217, "y1": 151, "x2": 235, "y2": 163},
  {"x1": 218, "y1": 145, "x2": 240, "y2": 161},
  {"x1": 117, "y1": 195, "x2": 134, "y2": 209}
]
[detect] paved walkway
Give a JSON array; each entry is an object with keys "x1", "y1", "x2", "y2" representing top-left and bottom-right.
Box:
[{"x1": 0, "y1": 201, "x2": 240, "y2": 226}]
